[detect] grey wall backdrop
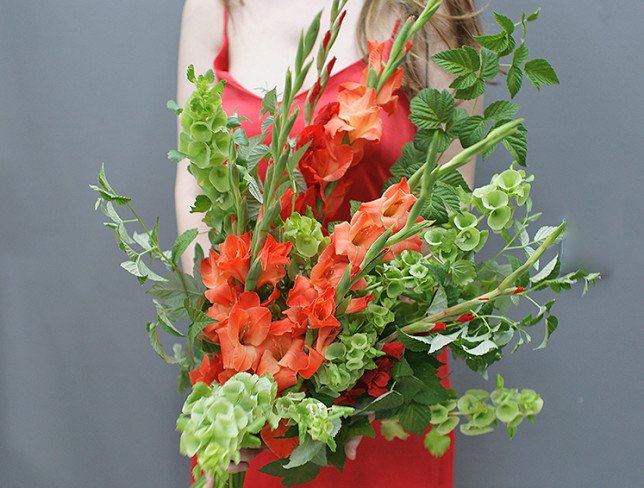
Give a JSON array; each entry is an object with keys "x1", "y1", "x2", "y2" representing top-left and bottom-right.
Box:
[{"x1": 1, "y1": 1, "x2": 642, "y2": 487}]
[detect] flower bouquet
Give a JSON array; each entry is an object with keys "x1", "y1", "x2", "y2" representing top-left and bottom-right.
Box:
[{"x1": 92, "y1": 1, "x2": 599, "y2": 486}]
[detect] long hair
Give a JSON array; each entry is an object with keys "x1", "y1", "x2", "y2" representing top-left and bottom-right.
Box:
[{"x1": 357, "y1": 0, "x2": 483, "y2": 97}]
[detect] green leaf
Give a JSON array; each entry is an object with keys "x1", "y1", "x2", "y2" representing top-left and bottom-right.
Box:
[
  {"x1": 186, "y1": 65, "x2": 196, "y2": 83},
  {"x1": 399, "y1": 401, "x2": 432, "y2": 436},
  {"x1": 397, "y1": 330, "x2": 432, "y2": 353},
  {"x1": 361, "y1": 390, "x2": 405, "y2": 413},
  {"x1": 494, "y1": 12, "x2": 515, "y2": 34},
  {"x1": 479, "y1": 48, "x2": 500, "y2": 81},
  {"x1": 536, "y1": 315, "x2": 558, "y2": 349},
  {"x1": 166, "y1": 99, "x2": 182, "y2": 114},
  {"x1": 409, "y1": 89, "x2": 455, "y2": 130},
  {"x1": 526, "y1": 8, "x2": 541, "y2": 22},
  {"x1": 283, "y1": 438, "x2": 326, "y2": 469},
  {"x1": 261, "y1": 88, "x2": 278, "y2": 115},
  {"x1": 513, "y1": 43, "x2": 530, "y2": 67},
  {"x1": 432, "y1": 46, "x2": 480, "y2": 76},
  {"x1": 463, "y1": 339, "x2": 497, "y2": 356},
  {"x1": 233, "y1": 128, "x2": 249, "y2": 146},
  {"x1": 171, "y1": 228, "x2": 199, "y2": 264},
  {"x1": 501, "y1": 121, "x2": 528, "y2": 165},
  {"x1": 507, "y1": 65, "x2": 524, "y2": 98},
  {"x1": 147, "y1": 272, "x2": 205, "y2": 308},
  {"x1": 424, "y1": 429, "x2": 452, "y2": 457},
  {"x1": 484, "y1": 100, "x2": 520, "y2": 122},
  {"x1": 427, "y1": 286, "x2": 448, "y2": 316},
  {"x1": 146, "y1": 321, "x2": 181, "y2": 364},
  {"x1": 190, "y1": 195, "x2": 211, "y2": 213},
  {"x1": 457, "y1": 115, "x2": 487, "y2": 147},
  {"x1": 524, "y1": 59, "x2": 560, "y2": 89},
  {"x1": 167, "y1": 150, "x2": 185, "y2": 162},
  {"x1": 455, "y1": 79, "x2": 486, "y2": 101},
  {"x1": 531, "y1": 255, "x2": 560, "y2": 284},
  {"x1": 260, "y1": 460, "x2": 321, "y2": 486}
]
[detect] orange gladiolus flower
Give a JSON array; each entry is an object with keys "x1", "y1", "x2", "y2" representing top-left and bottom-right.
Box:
[
  {"x1": 216, "y1": 232, "x2": 252, "y2": 284},
  {"x1": 333, "y1": 211, "x2": 384, "y2": 266},
  {"x1": 327, "y1": 83, "x2": 382, "y2": 143},
  {"x1": 216, "y1": 292, "x2": 272, "y2": 373},
  {"x1": 257, "y1": 235, "x2": 292, "y2": 288},
  {"x1": 359, "y1": 177, "x2": 417, "y2": 231},
  {"x1": 284, "y1": 275, "x2": 340, "y2": 329},
  {"x1": 257, "y1": 334, "x2": 309, "y2": 391}
]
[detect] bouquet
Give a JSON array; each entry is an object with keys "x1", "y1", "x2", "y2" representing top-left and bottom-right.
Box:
[{"x1": 92, "y1": 1, "x2": 599, "y2": 486}]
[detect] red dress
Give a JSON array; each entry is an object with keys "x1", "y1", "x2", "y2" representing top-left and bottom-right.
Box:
[{"x1": 193, "y1": 11, "x2": 455, "y2": 488}]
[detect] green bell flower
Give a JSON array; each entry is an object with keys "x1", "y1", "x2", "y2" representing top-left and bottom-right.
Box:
[
  {"x1": 487, "y1": 206, "x2": 513, "y2": 231},
  {"x1": 493, "y1": 168, "x2": 523, "y2": 192},
  {"x1": 453, "y1": 211, "x2": 478, "y2": 230},
  {"x1": 481, "y1": 189, "x2": 509, "y2": 210},
  {"x1": 495, "y1": 401, "x2": 521, "y2": 424},
  {"x1": 455, "y1": 227, "x2": 481, "y2": 252}
]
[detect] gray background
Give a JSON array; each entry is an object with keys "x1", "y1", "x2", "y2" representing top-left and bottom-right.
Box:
[{"x1": 1, "y1": 1, "x2": 642, "y2": 487}]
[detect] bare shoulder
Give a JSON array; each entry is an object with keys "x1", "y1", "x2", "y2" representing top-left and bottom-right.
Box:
[{"x1": 180, "y1": 0, "x2": 224, "y2": 52}]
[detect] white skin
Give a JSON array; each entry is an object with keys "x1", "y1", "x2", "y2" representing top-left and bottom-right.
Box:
[{"x1": 175, "y1": 1, "x2": 480, "y2": 483}]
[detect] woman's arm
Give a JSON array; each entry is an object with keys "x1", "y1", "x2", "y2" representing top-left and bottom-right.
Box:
[{"x1": 175, "y1": 0, "x2": 224, "y2": 273}]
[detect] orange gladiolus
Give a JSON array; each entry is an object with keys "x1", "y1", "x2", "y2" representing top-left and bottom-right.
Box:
[
  {"x1": 216, "y1": 292, "x2": 272, "y2": 373},
  {"x1": 284, "y1": 275, "x2": 340, "y2": 329},
  {"x1": 333, "y1": 211, "x2": 384, "y2": 266},
  {"x1": 257, "y1": 334, "x2": 309, "y2": 391},
  {"x1": 360, "y1": 177, "x2": 417, "y2": 231},
  {"x1": 216, "y1": 232, "x2": 252, "y2": 284},
  {"x1": 327, "y1": 83, "x2": 382, "y2": 143},
  {"x1": 257, "y1": 235, "x2": 292, "y2": 289}
]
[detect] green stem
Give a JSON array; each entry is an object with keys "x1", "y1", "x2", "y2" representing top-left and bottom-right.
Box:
[
  {"x1": 379, "y1": 222, "x2": 565, "y2": 344},
  {"x1": 408, "y1": 119, "x2": 525, "y2": 192}
]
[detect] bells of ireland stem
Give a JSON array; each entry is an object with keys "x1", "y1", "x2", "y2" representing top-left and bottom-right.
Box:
[{"x1": 177, "y1": 373, "x2": 278, "y2": 479}]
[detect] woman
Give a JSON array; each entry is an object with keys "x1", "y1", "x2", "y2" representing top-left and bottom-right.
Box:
[{"x1": 175, "y1": 1, "x2": 482, "y2": 486}]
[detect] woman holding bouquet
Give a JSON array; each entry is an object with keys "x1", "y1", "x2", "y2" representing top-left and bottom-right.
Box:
[{"x1": 175, "y1": 1, "x2": 483, "y2": 486}]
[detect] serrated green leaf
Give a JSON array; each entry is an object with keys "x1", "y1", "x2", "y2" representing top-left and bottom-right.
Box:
[
  {"x1": 432, "y1": 46, "x2": 480, "y2": 76},
  {"x1": 455, "y1": 79, "x2": 486, "y2": 101},
  {"x1": 484, "y1": 100, "x2": 520, "y2": 122},
  {"x1": 494, "y1": 12, "x2": 515, "y2": 34},
  {"x1": 507, "y1": 65, "x2": 524, "y2": 98},
  {"x1": 409, "y1": 89, "x2": 455, "y2": 130},
  {"x1": 513, "y1": 43, "x2": 530, "y2": 67},
  {"x1": 525, "y1": 59, "x2": 560, "y2": 89},
  {"x1": 501, "y1": 121, "x2": 528, "y2": 165},
  {"x1": 171, "y1": 228, "x2": 199, "y2": 264},
  {"x1": 361, "y1": 390, "x2": 405, "y2": 413},
  {"x1": 261, "y1": 88, "x2": 278, "y2": 115},
  {"x1": 399, "y1": 401, "x2": 432, "y2": 436},
  {"x1": 457, "y1": 115, "x2": 488, "y2": 147},
  {"x1": 479, "y1": 48, "x2": 500, "y2": 81},
  {"x1": 284, "y1": 438, "x2": 326, "y2": 469},
  {"x1": 531, "y1": 255, "x2": 560, "y2": 284},
  {"x1": 450, "y1": 73, "x2": 479, "y2": 90}
]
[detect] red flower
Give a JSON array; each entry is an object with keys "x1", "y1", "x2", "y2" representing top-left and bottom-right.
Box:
[
  {"x1": 432, "y1": 322, "x2": 447, "y2": 332},
  {"x1": 261, "y1": 420, "x2": 299, "y2": 459},
  {"x1": 189, "y1": 354, "x2": 225, "y2": 386},
  {"x1": 513, "y1": 287, "x2": 525, "y2": 294},
  {"x1": 257, "y1": 334, "x2": 309, "y2": 391},
  {"x1": 361, "y1": 358, "x2": 394, "y2": 397},
  {"x1": 456, "y1": 314, "x2": 475, "y2": 323},
  {"x1": 381, "y1": 341, "x2": 405, "y2": 360}
]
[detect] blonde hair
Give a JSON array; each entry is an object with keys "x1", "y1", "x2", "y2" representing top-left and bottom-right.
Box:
[{"x1": 357, "y1": 0, "x2": 483, "y2": 96}]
